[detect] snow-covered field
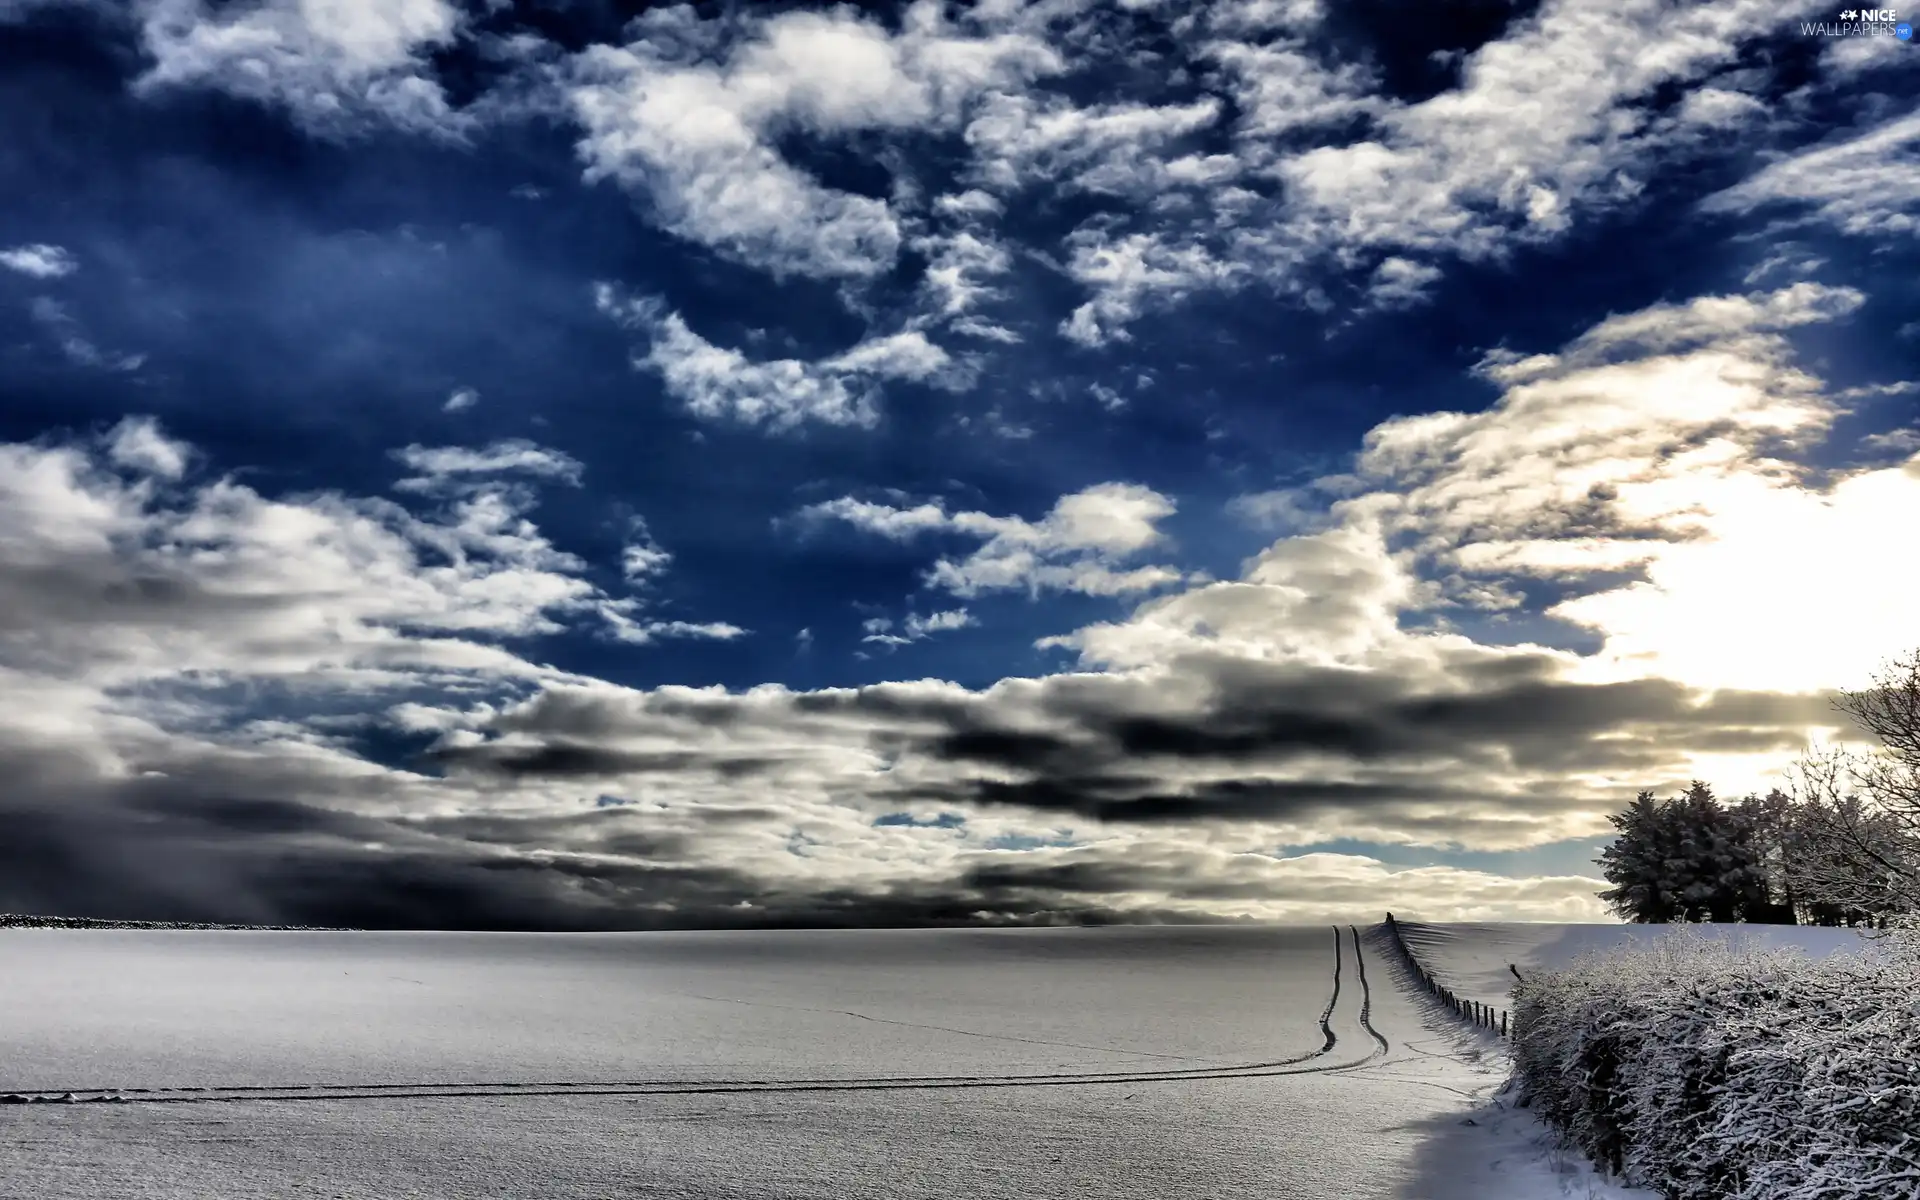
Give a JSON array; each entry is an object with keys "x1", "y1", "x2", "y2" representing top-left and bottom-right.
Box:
[{"x1": 1, "y1": 924, "x2": 1652, "y2": 1199}]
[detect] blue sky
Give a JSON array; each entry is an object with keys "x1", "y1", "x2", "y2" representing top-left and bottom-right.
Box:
[{"x1": 0, "y1": 0, "x2": 1916, "y2": 929}]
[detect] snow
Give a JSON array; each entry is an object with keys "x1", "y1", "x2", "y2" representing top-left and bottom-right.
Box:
[
  {"x1": 0, "y1": 923, "x2": 1702, "y2": 1198},
  {"x1": 1394, "y1": 919, "x2": 1872, "y2": 1011}
]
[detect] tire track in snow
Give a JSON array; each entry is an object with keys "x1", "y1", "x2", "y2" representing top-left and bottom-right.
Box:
[
  {"x1": 672, "y1": 992, "x2": 1225, "y2": 1065},
  {"x1": 1317, "y1": 922, "x2": 1342, "y2": 1053},
  {"x1": 1348, "y1": 925, "x2": 1390, "y2": 1057},
  {"x1": 3, "y1": 928, "x2": 1373, "y2": 1107},
  {"x1": 1314, "y1": 927, "x2": 1409, "y2": 1090}
]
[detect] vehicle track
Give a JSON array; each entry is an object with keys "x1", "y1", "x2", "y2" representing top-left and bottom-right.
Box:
[
  {"x1": 673, "y1": 991, "x2": 1227, "y2": 1064},
  {"x1": 2, "y1": 928, "x2": 1380, "y2": 1107},
  {"x1": 1317, "y1": 921, "x2": 1342, "y2": 1052},
  {"x1": 1348, "y1": 924, "x2": 1390, "y2": 1056}
]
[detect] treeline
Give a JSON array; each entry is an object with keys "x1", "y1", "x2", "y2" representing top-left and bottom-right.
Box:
[
  {"x1": 1598, "y1": 649, "x2": 1920, "y2": 928},
  {"x1": 1596, "y1": 783, "x2": 1901, "y2": 926},
  {"x1": 0, "y1": 913, "x2": 346, "y2": 930}
]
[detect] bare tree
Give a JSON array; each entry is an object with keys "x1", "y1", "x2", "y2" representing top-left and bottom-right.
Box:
[{"x1": 1789, "y1": 650, "x2": 1920, "y2": 928}]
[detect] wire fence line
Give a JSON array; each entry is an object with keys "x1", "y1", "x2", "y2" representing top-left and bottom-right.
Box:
[{"x1": 1380, "y1": 912, "x2": 1513, "y2": 1039}]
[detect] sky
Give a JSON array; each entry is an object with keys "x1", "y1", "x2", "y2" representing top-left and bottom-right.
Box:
[{"x1": 0, "y1": 0, "x2": 1915, "y2": 930}]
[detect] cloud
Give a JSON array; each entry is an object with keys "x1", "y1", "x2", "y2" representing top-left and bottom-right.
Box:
[
  {"x1": 862, "y1": 608, "x2": 975, "y2": 647},
  {"x1": 0, "y1": 423, "x2": 765, "y2": 926},
  {"x1": 596, "y1": 287, "x2": 965, "y2": 430},
  {"x1": 391, "y1": 439, "x2": 585, "y2": 493},
  {"x1": 1862, "y1": 427, "x2": 1920, "y2": 456},
  {"x1": 412, "y1": 649, "x2": 1834, "y2": 869},
  {"x1": 0, "y1": 424, "x2": 611, "y2": 698},
  {"x1": 913, "y1": 229, "x2": 1015, "y2": 324},
  {"x1": 1040, "y1": 0, "x2": 1833, "y2": 336},
  {"x1": 136, "y1": 0, "x2": 468, "y2": 138},
  {"x1": 1700, "y1": 110, "x2": 1920, "y2": 237},
  {"x1": 1273, "y1": 0, "x2": 1815, "y2": 257},
  {"x1": 1224, "y1": 488, "x2": 1327, "y2": 534},
  {"x1": 965, "y1": 93, "x2": 1226, "y2": 197},
  {"x1": 599, "y1": 517, "x2": 747, "y2": 648},
  {"x1": 1365, "y1": 257, "x2": 1443, "y2": 310},
  {"x1": 802, "y1": 483, "x2": 1187, "y2": 598},
  {"x1": 70, "y1": 0, "x2": 1881, "y2": 354},
  {"x1": 1058, "y1": 229, "x2": 1241, "y2": 347},
  {"x1": 1742, "y1": 248, "x2": 1828, "y2": 286},
  {"x1": 1201, "y1": 34, "x2": 1375, "y2": 140},
  {"x1": 620, "y1": 518, "x2": 672, "y2": 584},
  {"x1": 27, "y1": 297, "x2": 144, "y2": 371},
  {"x1": 566, "y1": 5, "x2": 1058, "y2": 280},
  {"x1": 1818, "y1": 28, "x2": 1914, "y2": 77},
  {"x1": 598, "y1": 612, "x2": 748, "y2": 648},
  {"x1": 1255, "y1": 282, "x2": 1916, "y2": 700},
  {"x1": 104, "y1": 415, "x2": 191, "y2": 480},
  {"x1": 0, "y1": 243, "x2": 77, "y2": 279},
  {"x1": 443, "y1": 387, "x2": 479, "y2": 413},
  {"x1": 0, "y1": 341, "x2": 1881, "y2": 928}
]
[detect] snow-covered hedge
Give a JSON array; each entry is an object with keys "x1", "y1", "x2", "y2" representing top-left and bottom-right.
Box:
[{"x1": 1510, "y1": 931, "x2": 1920, "y2": 1200}]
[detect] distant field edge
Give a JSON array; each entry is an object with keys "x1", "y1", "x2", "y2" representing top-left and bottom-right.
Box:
[{"x1": 0, "y1": 913, "x2": 355, "y2": 931}]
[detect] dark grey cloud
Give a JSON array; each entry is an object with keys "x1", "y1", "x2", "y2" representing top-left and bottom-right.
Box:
[
  {"x1": 428, "y1": 740, "x2": 788, "y2": 781},
  {"x1": 421, "y1": 663, "x2": 1845, "y2": 839},
  {"x1": 0, "y1": 757, "x2": 1227, "y2": 930}
]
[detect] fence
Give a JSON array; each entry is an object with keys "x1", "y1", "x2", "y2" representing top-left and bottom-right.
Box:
[{"x1": 1380, "y1": 912, "x2": 1512, "y2": 1038}]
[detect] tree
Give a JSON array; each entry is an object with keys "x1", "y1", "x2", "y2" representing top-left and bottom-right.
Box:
[
  {"x1": 1735, "y1": 788, "x2": 1800, "y2": 924},
  {"x1": 1669, "y1": 781, "x2": 1750, "y2": 922},
  {"x1": 1788, "y1": 748, "x2": 1915, "y2": 928},
  {"x1": 1598, "y1": 791, "x2": 1682, "y2": 923},
  {"x1": 1789, "y1": 650, "x2": 1920, "y2": 928},
  {"x1": 1598, "y1": 783, "x2": 1776, "y2": 924}
]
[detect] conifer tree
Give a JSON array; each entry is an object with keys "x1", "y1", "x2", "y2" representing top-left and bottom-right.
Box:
[{"x1": 1597, "y1": 791, "x2": 1680, "y2": 922}]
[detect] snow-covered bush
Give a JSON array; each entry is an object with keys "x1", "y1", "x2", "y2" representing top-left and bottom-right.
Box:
[{"x1": 1510, "y1": 929, "x2": 1920, "y2": 1200}]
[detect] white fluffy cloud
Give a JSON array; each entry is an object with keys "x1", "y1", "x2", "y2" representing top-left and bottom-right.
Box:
[
  {"x1": 1033, "y1": 0, "x2": 1837, "y2": 336},
  {"x1": 567, "y1": 5, "x2": 1058, "y2": 280},
  {"x1": 0, "y1": 421, "x2": 740, "y2": 703},
  {"x1": 803, "y1": 483, "x2": 1187, "y2": 598},
  {"x1": 1057, "y1": 229, "x2": 1244, "y2": 347},
  {"x1": 136, "y1": 0, "x2": 467, "y2": 137},
  {"x1": 1209, "y1": 282, "x2": 1920, "y2": 708},
  {"x1": 1273, "y1": 0, "x2": 1820, "y2": 258},
  {"x1": 965, "y1": 92, "x2": 1227, "y2": 197},
  {"x1": 392, "y1": 439, "x2": 586, "y2": 493},
  {"x1": 861, "y1": 608, "x2": 975, "y2": 647},
  {"x1": 596, "y1": 287, "x2": 964, "y2": 430},
  {"x1": 105, "y1": 415, "x2": 190, "y2": 480},
  {"x1": 1700, "y1": 109, "x2": 1920, "y2": 238},
  {"x1": 0, "y1": 243, "x2": 77, "y2": 278}
]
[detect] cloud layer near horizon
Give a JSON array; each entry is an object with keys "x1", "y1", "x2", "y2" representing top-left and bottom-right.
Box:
[{"x1": 2, "y1": 275, "x2": 1914, "y2": 928}]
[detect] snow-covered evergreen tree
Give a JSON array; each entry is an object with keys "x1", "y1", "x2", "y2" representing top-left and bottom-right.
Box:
[
  {"x1": 1598, "y1": 791, "x2": 1682, "y2": 922},
  {"x1": 1599, "y1": 784, "x2": 1772, "y2": 923},
  {"x1": 1736, "y1": 788, "x2": 1800, "y2": 923}
]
